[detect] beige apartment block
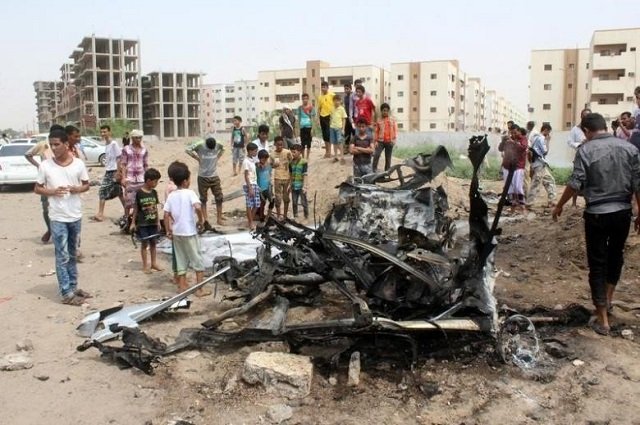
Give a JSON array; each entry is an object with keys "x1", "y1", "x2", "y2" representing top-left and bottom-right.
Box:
[
  {"x1": 34, "y1": 81, "x2": 61, "y2": 132},
  {"x1": 257, "y1": 61, "x2": 388, "y2": 119},
  {"x1": 464, "y1": 77, "x2": 486, "y2": 131},
  {"x1": 60, "y1": 35, "x2": 142, "y2": 130},
  {"x1": 529, "y1": 27, "x2": 640, "y2": 130},
  {"x1": 142, "y1": 72, "x2": 201, "y2": 139},
  {"x1": 201, "y1": 80, "x2": 258, "y2": 134},
  {"x1": 390, "y1": 60, "x2": 467, "y2": 131}
]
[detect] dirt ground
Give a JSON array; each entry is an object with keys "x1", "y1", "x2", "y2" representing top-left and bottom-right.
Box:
[{"x1": 1, "y1": 140, "x2": 640, "y2": 425}]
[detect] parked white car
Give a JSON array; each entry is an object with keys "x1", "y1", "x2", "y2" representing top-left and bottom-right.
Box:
[
  {"x1": 10, "y1": 138, "x2": 37, "y2": 144},
  {"x1": 0, "y1": 143, "x2": 39, "y2": 185},
  {"x1": 79, "y1": 137, "x2": 107, "y2": 166}
]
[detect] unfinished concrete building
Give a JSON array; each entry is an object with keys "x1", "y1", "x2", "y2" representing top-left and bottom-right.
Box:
[
  {"x1": 142, "y1": 72, "x2": 202, "y2": 139},
  {"x1": 34, "y1": 81, "x2": 61, "y2": 132},
  {"x1": 53, "y1": 63, "x2": 79, "y2": 125},
  {"x1": 65, "y1": 35, "x2": 142, "y2": 130}
]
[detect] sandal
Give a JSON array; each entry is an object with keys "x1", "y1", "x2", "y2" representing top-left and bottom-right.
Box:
[
  {"x1": 589, "y1": 320, "x2": 610, "y2": 336},
  {"x1": 74, "y1": 289, "x2": 93, "y2": 298},
  {"x1": 62, "y1": 295, "x2": 86, "y2": 306},
  {"x1": 89, "y1": 216, "x2": 104, "y2": 222}
]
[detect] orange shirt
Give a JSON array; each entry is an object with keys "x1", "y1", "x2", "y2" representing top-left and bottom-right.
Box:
[{"x1": 375, "y1": 117, "x2": 398, "y2": 143}]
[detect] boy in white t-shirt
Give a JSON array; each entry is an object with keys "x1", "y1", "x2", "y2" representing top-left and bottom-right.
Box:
[
  {"x1": 34, "y1": 129, "x2": 90, "y2": 306},
  {"x1": 163, "y1": 161, "x2": 211, "y2": 296},
  {"x1": 243, "y1": 143, "x2": 260, "y2": 230}
]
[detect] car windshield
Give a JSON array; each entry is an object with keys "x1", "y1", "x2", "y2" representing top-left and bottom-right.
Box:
[{"x1": 0, "y1": 145, "x2": 32, "y2": 157}]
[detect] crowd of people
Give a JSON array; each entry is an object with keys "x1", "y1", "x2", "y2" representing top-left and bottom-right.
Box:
[{"x1": 27, "y1": 83, "x2": 640, "y2": 338}]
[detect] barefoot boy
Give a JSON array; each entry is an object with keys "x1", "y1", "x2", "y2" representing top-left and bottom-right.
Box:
[
  {"x1": 243, "y1": 143, "x2": 260, "y2": 229},
  {"x1": 130, "y1": 168, "x2": 163, "y2": 274},
  {"x1": 163, "y1": 161, "x2": 210, "y2": 296}
]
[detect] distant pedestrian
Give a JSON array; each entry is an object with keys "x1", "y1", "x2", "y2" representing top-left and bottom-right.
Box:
[
  {"x1": 526, "y1": 123, "x2": 556, "y2": 208},
  {"x1": 317, "y1": 81, "x2": 334, "y2": 158},
  {"x1": 1, "y1": 133, "x2": 9, "y2": 145},
  {"x1": 373, "y1": 103, "x2": 398, "y2": 172},
  {"x1": 616, "y1": 112, "x2": 633, "y2": 141},
  {"x1": 242, "y1": 143, "x2": 260, "y2": 230},
  {"x1": 92, "y1": 124, "x2": 124, "y2": 221},
  {"x1": 163, "y1": 161, "x2": 210, "y2": 297},
  {"x1": 122, "y1": 131, "x2": 130, "y2": 147},
  {"x1": 279, "y1": 107, "x2": 297, "y2": 148},
  {"x1": 329, "y1": 95, "x2": 347, "y2": 164},
  {"x1": 567, "y1": 108, "x2": 592, "y2": 207},
  {"x1": 34, "y1": 129, "x2": 91, "y2": 305},
  {"x1": 350, "y1": 118, "x2": 375, "y2": 178},
  {"x1": 256, "y1": 149, "x2": 274, "y2": 221},
  {"x1": 630, "y1": 86, "x2": 640, "y2": 150},
  {"x1": 271, "y1": 136, "x2": 292, "y2": 218},
  {"x1": 25, "y1": 132, "x2": 54, "y2": 243},
  {"x1": 288, "y1": 144, "x2": 309, "y2": 219},
  {"x1": 296, "y1": 93, "x2": 316, "y2": 160},
  {"x1": 121, "y1": 129, "x2": 149, "y2": 223},
  {"x1": 343, "y1": 83, "x2": 356, "y2": 147},
  {"x1": 186, "y1": 136, "x2": 225, "y2": 229},
  {"x1": 553, "y1": 113, "x2": 640, "y2": 336},
  {"x1": 130, "y1": 168, "x2": 163, "y2": 274},
  {"x1": 498, "y1": 124, "x2": 528, "y2": 214},
  {"x1": 230, "y1": 115, "x2": 248, "y2": 176}
]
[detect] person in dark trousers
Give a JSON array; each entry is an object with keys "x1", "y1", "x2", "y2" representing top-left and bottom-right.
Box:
[
  {"x1": 343, "y1": 83, "x2": 356, "y2": 150},
  {"x1": 122, "y1": 131, "x2": 130, "y2": 147},
  {"x1": 553, "y1": 113, "x2": 640, "y2": 336}
]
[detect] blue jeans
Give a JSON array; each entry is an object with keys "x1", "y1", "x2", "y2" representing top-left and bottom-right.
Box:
[{"x1": 51, "y1": 220, "x2": 81, "y2": 298}]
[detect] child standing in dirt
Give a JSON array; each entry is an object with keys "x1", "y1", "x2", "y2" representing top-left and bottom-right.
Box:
[
  {"x1": 256, "y1": 149, "x2": 274, "y2": 222},
  {"x1": 164, "y1": 168, "x2": 178, "y2": 285},
  {"x1": 130, "y1": 168, "x2": 163, "y2": 274},
  {"x1": 329, "y1": 95, "x2": 347, "y2": 164},
  {"x1": 350, "y1": 118, "x2": 375, "y2": 177},
  {"x1": 163, "y1": 161, "x2": 210, "y2": 296},
  {"x1": 243, "y1": 143, "x2": 260, "y2": 230},
  {"x1": 230, "y1": 116, "x2": 248, "y2": 176},
  {"x1": 288, "y1": 144, "x2": 309, "y2": 219}
]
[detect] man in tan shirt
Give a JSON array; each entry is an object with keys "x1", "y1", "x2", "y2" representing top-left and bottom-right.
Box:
[{"x1": 25, "y1": 138, "x2": 53, "y2": 242}]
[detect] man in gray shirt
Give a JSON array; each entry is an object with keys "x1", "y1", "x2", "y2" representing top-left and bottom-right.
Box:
[
  {"x1": 553, "y1": 113, "x2": 640, "y2": 335},
  {"x1": 186, "y1": 137, "x2": 225, "y2": 230}
]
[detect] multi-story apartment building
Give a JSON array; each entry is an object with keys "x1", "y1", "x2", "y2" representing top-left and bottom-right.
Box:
[
  {"x1": 257, "y1": 61, "x2": 388, "y2": 119},
  {"x1": 464, "y1": 77, "x2": 486, "y2": 131},
  {"x1": 529, "y1": 27, "x2": 640, "y2": 130},
  {"x1": 200, "y1": 80, "x2": 258, "y2": 134},
  {"x1": 142, "y1": 72, "x2": 201, "y2": 139},
  {"x1": 54, "y1": 63, "x2": 80, "y2": 125},
  {"x1": 34, "y1": 81, "x2": 61, "y2": 132},
  {"x1": 55, "y1": 35, "x2": 142, "y2": 130}
]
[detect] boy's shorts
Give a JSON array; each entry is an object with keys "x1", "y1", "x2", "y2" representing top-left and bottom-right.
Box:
[
  {"x1": 232, "y1": 147, "x2": 245, "y2": 164},
  {"x1": 136, "y1": 225, "x2": 160, "y2": 242},
  {"x1": 273, "y1": 179, "x2": 290, "y2": 204},
  {"x1": 330, "y1": 128, "x2": 343, "y2": 145},
  {"x1": 300, "y1": 127, "x2": 312, "y2": 149},
  {"x1": 99, "y1": 170, "x2": 122, "y2": 200},
  {"x1": 172, "y1": 235, "x2": 204, "y2": 275},
  {"x1": 243, "y1": 184, "x2": 261, "y2": 209},
  {"x1": 197, "y1": 175, "x2": 224, "y2": 204}
]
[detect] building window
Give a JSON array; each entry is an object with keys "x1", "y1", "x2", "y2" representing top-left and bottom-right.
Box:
[
  {"x1": 585, "y1": 83, "x2": 589, "y2": 89},
  {"x1": 412, "y1": 107, "x2": 417, "y2": 112},
  {"x1": 397, "y1": 91, "x2": 404, "y2": 97},
  {"x1": 311, "y1": 69, "x2": 315, "y2": 77},
  {"x1": 586, "y1": 63, "x2": 589, "y2": 69},
  {"x1": 397, "y1": 75, "x2": 404, "y2": 80},
  {"x1": 565, "y1": 122, "x2": 571, "y2": 129},
  {"x1": 398, "y1": 123, "x2": 404, "y2": 129},
  {"x1": 264, "y1": 97, "x2": 270, "y2": 102},
  {"x1": 430, "y1": 123, "x2": 436, "y2": 129},
  {"x1": 430, "y1": 91, "x2": 437, "y2": 96},
  {"x1": 543, "y1": 84, "x2": 552, "y2": 90},
  {"x1": 412, "y1": 91, "x2": 418, "y2": 95},
  {"x1": 543, "y1": 104, "x2": 551, "y2": 110},
  {"x1": 568, "y1": 83, "x2": 573, "y2": 89},
  {"x1": 544, "y1": 64, "x2": 552, "y2": 71},
  {"x1": 430, "y1": 107, "x2": 437, "y2": 113},
  {"x1": 569, "y1": 63, "x2": 575, "y2": 69},
  {"x1": 413, "y1": 74, "x2": 418, "y2": 79},
  {"x1": 264, "y1": 82, "x2": 269, "y2": 87},
  {"x1": 397, "y1": 107, "x2": 404, "y2": 113},
  {"x1": 567, "y1": 103, "x2": 572, "y2": 109},
  {"x1": 629, "y1": 72, "x2": 636, "y2": 77},
  {"x1": 630, "y1": 47, "x2": 637, "y2": 52},
  {"x1": 430, "y1": 73, "x2": 437, "y2": 80}
]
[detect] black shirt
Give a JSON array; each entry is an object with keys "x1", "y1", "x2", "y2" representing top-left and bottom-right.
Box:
[{"x1": 135, "y1": 188, "x2": 159, "y2": 226}]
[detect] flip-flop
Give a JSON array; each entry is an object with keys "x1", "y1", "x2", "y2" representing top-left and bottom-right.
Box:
[
  {"x1": 74, "y1": 289, "x2": 93, "y2": 298},
  {"x1": 89, "y1": 216, "x2": 104, "y2": 222}
]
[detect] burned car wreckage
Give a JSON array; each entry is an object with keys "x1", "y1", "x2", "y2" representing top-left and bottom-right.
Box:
[{"x1": 79, "y1": 136, "x2": 573, "y2": 373}]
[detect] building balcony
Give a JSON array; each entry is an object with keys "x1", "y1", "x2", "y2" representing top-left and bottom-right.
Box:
[
  {"x1": 592, "y1": 52, "x2": 633, "y2": 71},
  {"x1": 590, "y1": 78, "x2": 625, "y2": 94}
]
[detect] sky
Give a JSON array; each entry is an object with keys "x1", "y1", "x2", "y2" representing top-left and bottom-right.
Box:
[{"x1": 1, "y1": 0, "x2": 639, "y2": 131}]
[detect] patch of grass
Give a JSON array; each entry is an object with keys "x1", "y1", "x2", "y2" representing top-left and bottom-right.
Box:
[{"x1": 394, "y1": 145, "x2": 573, "y2": 184}]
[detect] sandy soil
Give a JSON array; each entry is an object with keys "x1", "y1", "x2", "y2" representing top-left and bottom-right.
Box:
[{"x1": 1, "y1": 140, "x2": 640, "y2": 425}]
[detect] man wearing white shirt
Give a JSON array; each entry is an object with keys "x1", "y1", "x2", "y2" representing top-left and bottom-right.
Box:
[
  {"x1": 92, "y1": 124, "x2": 125, "y2": 221},
  {"x1": 251, "y1": 124, "x2": 270, "y2": 162},
  {"x1": 34, "y1": 129, "x2": 90, "y2": 305},
  {"x1": 567, "y1": 108, "x2": 591, "y2": 149}
]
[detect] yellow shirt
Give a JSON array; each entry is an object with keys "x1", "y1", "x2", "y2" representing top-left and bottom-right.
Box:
[
  {"x1": 26, "y1": 140, "x2": 53, "y2": 161},
  {"x1": 317, "y1": 91, "x2": 335, "y2": 117},
  {"x1": 330, "y1": 105, "x2": 347, "y2": 129}
]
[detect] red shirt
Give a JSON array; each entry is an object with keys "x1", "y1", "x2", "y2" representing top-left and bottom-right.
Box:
[{"x1": 355, "y1": 96, "x2": 375, "y2": 125}]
